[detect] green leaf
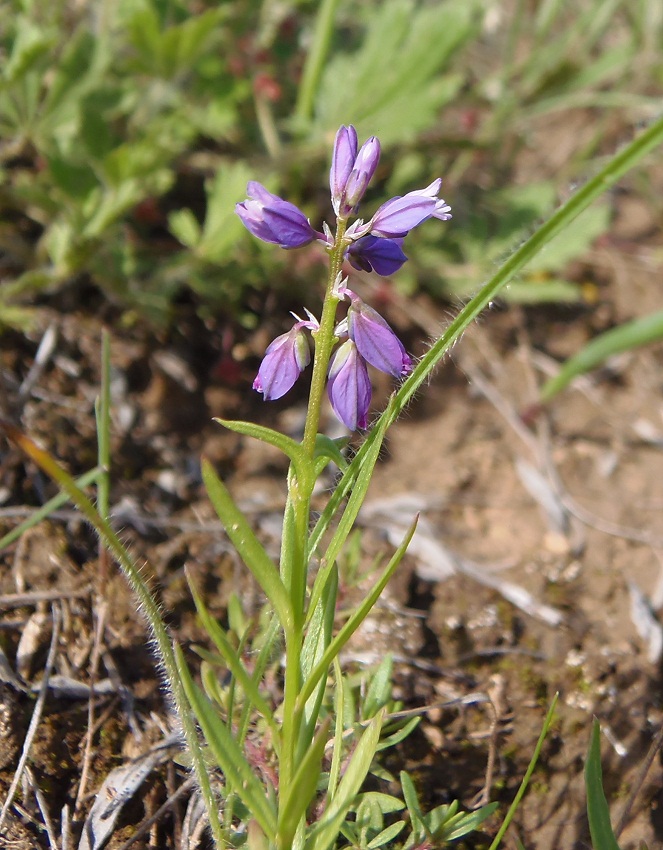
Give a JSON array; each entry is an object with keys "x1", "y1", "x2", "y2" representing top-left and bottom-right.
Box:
[
  {"x1": 307, "y1": 711, "x2": 384, "y2": 850},
  {"x1": 174, "y1": 644, "x2": 277, "y2": 840},
  {"x1": 298, "y1": 515, "x2": 418, "y2": 710},
  {"x1": 196, "y1": 163, "x2": 254, "y2": 263},
  {"x1": 214, "y1": 418, "x2": 310, "y2": 487},
  {"x1": 541, "y1": 307, "x2": 663, "y2": 401},
  {"x1": 445, "y1": 803, "x2": 498, "y2": 840},
  {"x1": 278, "y1": 718, "x2": 330, "y2": 844},
  {"x1": 186, "y1": 570, "x2": 277, "y2": 736},
  {"x1": 313, "y1": 434, "x2": 348, "y2": 474},
  {"x1": 375, "y1": 717, "x2": 420, "y2": 751},
  {"x1": 362, "y1": 656, "x2": 393, "y2": 720},
  {"x1": 367, "y1": 820, "x2": 406, "y2": 848},
  {"x1": 315, "y1": 0, "x2": 475, "y2": 143},
  {"x1": 169, "y1": 208, "x2": 201, "y2": 248},
  {"x1": 4, "y1": 20, "x2": 55, "y2": 82},
  {"x1": 585, "y1": 720, "x2": 622, "y2": 850},
  {"x1": 201, "y1": 458, "x2": 293, "y2": 630}
]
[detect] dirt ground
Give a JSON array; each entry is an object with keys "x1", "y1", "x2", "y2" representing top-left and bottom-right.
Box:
[{"x1": 1, "y1": 184, "x2": 662, "y2": 849}]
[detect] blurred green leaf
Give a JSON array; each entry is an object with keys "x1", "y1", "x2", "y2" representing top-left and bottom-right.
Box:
[
  {"x1": 540, "y1": 307, "x2": 663, "y2": 401},
  {"x1": 4, "y1": 19, "x2": 55, "y2": 82},
  {"x1": 314, "y1": 0, "x2": 475, "y2": 142},
  {"x1": 585, "y1": 720, "x2": 622, "y2": 850}
]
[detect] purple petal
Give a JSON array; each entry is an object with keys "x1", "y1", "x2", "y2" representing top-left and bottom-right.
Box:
[
  {"x1": 347, "y1": 235, "x2": 407, "y2": 276},
  {"x1": 327, "y1": 340, "x2": 371, "y2": 430},
  {"x1": 330, "y1": 126, "x2": 358, "y2": 214},
  {"x1": 236, "y1": 182, "x2": 317, "y2": 248},
  {"x1": 261, "y1": 205, "x2": 318, "y2": 248},
  {"x1": 368, "y1": 194, "x2": 438, "y2": 238},
  {"x1": 254, "y1": 327, "x2": 310, "y2": 400},
  {"x1": 405, "y1": 178, "x2": 442, "y2": 198},
  {"x1": 339, "y1": 136, "x2": 381, "y2": 216},
  {"x1": 346, "y1": 298, "x2": 412, "y2": 378}
]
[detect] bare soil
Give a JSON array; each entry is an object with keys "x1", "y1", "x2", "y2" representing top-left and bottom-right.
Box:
[{"x1": 1, "y1": 190, "x2": 662, "y2": 849}]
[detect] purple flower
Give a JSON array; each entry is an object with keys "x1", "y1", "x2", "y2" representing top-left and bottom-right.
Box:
[
  {"x1": 236, "y1": 182, "x2": 321, "y2": 248},
  {"x1": 347, "y1": 235, "x2": 408, "y2": 276},
  {"x1": 253, "y1": 324, "x2": 312, "y2": 400},
  {"x1": 327, "y1": 340, "x2": 371, "y2": 430},
  {"x1": 344, "y1": 290, "x2": 412, "y2": 378},
  {"x1": 360, "y1": 178, "x2": 451, "y2": 239},
  {"x1": 330, "y1": 125, "x2": 381, "y2": 218}
]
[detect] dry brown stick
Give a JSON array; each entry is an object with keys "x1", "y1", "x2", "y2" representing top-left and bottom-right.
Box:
[
  {"x1": 615, "y1": 722, "x2": 663, "y2": 839},
  {"x1": 74, "y1": 599, "x2": 108, "y2": 814},
  {"x1": 24, "y1": 765, "x2": 59, "y2": 850},
  {"x1": 0, "y1": 587, "x2": 92, "y2": 608},
  {"x1": 0, "y1": 603, "x2": 61, "y2": 833},
  {"x1": 113, "y1": 775, "x2": 197, "y2": 850}
]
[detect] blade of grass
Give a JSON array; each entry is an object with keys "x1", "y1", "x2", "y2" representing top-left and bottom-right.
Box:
[
  {"x1": 540, "y1": 307, "x2": 663, "y2": 401},
  {"x1": 488, "y1": 694, "x2": 558, "y2": 850},
  {"x1": 0, "y1": 465, "x2": 103, "y2": 550},
  {"x1": 585, "y1": 719, "x2": 622, "y2": 850},
  {"x1": 1, "y1": 423, "x2": 226, "y2": 850}
]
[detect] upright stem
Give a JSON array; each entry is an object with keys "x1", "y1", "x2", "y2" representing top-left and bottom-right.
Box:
[
  {"x1": 278, "y1": 217, "x2": 347, "y2": 842},
  {"x1": 302, "y1": 218, "x2": 347, "y2": 457}
]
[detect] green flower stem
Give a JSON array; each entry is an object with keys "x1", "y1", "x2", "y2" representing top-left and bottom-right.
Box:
[
  {"x1": 302, "y1": 218, "x2": 347, "y2": 458},
  {"x1": 278, "y1": 219, "x2": 348, "y2": 845}
]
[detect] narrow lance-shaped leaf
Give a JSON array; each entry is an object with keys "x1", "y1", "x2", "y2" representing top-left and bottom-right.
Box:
[
  {"x1": 307, "y1": 711, "x2": 385, "y2": 850},
  {"x1": 186, "y1": 569, "x2": 279, "y2": 742},
  {"x1": 585, "y1": 719, "x2": 622, "y2": 850},
  {"x1": 202, "y1": 458, "x2": 293, "y2": 630},
  {"x1": 298, "y1": 514, "x2": 418, "y2": 709},
  {"x1": 174, "y1": 644, "x2": 278, "y2": 840}
]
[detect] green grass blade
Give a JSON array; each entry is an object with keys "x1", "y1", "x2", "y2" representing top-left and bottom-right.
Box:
[
  {"x1": 294, "y1": 0, "x2": 342, "y2": 124},
  {"x1": 585, "y1": 719, "x2": 622, "y2": 850},
  {"x1": 0, "y1": 465, "x2": 103, "y2": 551},
  {"x1": 488, "y1": 694, "x2": 558, "y2": 850},
  {"x1": 540, "y1": 308, "x2": 663, "y2": 401},
  {"x1": 1, "y1": 423, "x2": 226, "y2": 848}
]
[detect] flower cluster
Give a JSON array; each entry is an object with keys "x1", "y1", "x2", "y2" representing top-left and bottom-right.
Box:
[{"x1": 236, "y1": 125, "x2": 451, "y2": 430}]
